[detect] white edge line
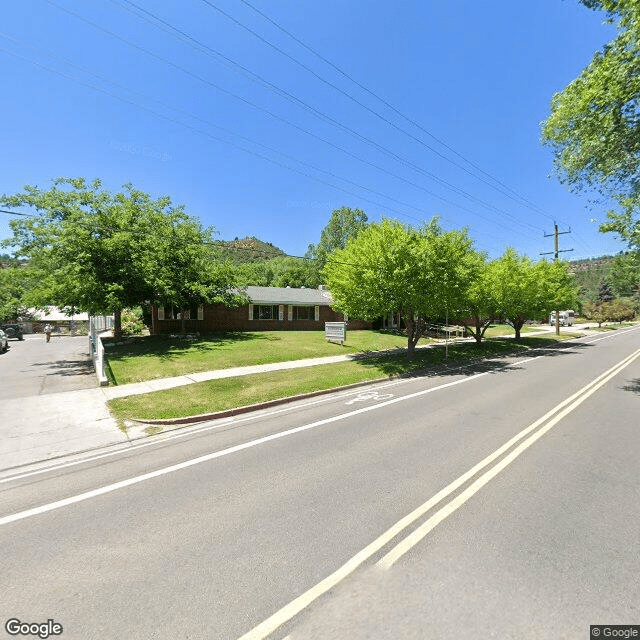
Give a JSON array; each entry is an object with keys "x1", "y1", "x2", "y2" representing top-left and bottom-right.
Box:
[
  {"x1": 3, "y1": 325, "x2": 635, "y2": 485},
  {"x1": 0, "y1": 369, "x2": 493, "y2": 527},
  {"x1": 235, "y1": 346, "x2": 640, "y2": 640},
  {"x1": 0, "y1": 350, "x2": 540, "y2": 485},
  {"x1": 9, "y1": 322, "x2": 633, "y2": 485}
]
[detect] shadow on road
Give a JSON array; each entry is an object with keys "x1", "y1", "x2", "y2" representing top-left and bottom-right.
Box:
[
  {"x1": 31, "y1": 358, "x2": 94, "y2": 377},
  {"x1": 621, "y1": 378, "x2": 640, "y2": 395}
]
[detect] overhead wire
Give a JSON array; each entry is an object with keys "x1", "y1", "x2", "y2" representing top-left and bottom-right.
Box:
[
  {"x1": 235, "y1": 0, "x2": 565, "y2": 225},
  {"x1": 0, "y1": 25, "x2": 529, "y2": 244},
  {"x1": 100, "y1": 0, "x2": 543, "y2": 234},
  {"x1": 200, "y1": 0, "x2": 558, "y2": 224},
  {"x1": 0, "y1": 37, "x2": 492, "y2": 238}
]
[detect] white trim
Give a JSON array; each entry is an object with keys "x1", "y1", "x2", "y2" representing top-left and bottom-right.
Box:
[
  {"x1": 197, "y1": 305, "x2": 204, "y2": 321},
  {"x1": 315, "y1": 305, "x2": 319, "y2": 321},
  {"x1": 248, "y1": 303, "x2": 253, "y2": 320},
  {"x1": 158, "y1": 306, "x2": 165, "y2": 321},
  {"x1": 287, "y1": 306, "x2": 293, "y2": 321},
  {"x1": 279, "y1": 305, "x2": 284, "y2": 321}
]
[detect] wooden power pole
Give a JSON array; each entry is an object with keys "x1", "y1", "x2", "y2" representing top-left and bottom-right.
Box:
[{"x1": 541, "y1": 223, "x2": 573, "y2": 335}]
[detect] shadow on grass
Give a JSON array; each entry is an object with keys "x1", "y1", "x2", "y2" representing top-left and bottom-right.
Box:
[
  {"x1": 103, "y1": 331, "x2": 278, "y2": 362},
  {"x1": 352, "y1": 337, "x2": 592, "y2": 380}
]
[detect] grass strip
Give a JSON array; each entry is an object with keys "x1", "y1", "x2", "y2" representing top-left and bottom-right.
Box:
[
  {"x1": 104, "y1": 330, "x2": 430, "y2": 385},
  {"x1": 109, "y1": 339, "x2": 539, "y2": 425}
]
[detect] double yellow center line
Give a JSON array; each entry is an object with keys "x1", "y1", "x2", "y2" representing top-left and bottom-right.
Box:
[{"x1": 240, "y1": 346, "x2": 640, "y2": 640}]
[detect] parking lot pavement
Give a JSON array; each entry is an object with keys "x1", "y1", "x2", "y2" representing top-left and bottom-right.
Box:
[
  {"x1": 0, "y1": 333, "x2": 97, "y2": 400},
  {"x1": 0, "y1": 333, "x2": 127, "y2": 471}
]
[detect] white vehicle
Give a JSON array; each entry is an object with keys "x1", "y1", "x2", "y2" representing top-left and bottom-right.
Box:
[{"x1": 549, "y1": 310, "x2": 574, "y2": 326}]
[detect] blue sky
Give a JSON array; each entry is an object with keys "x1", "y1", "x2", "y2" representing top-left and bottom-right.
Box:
[{"x1": 0, "y1": 0, "x2": 623, "y2": 261}]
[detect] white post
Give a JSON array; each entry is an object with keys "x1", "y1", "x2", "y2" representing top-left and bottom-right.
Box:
[{"x1": 445, "y1": 309, "x2": 449, "y2": 359}]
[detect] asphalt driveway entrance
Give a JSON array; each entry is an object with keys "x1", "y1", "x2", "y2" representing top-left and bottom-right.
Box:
[
  {"x1": 0, "y1": 333, "x2": 97, "y2": 400},
  {"x1": 0, "y1": 334, "x2": 128, "y2": 472}
]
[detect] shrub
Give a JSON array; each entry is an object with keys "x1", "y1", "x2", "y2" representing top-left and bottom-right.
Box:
[{"x1": 121, "y1": 308, "x2": 146, "y2": 336}]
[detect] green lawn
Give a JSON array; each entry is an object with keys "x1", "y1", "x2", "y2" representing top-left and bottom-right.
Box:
[
  {"x1": 482, "y1": 324, "x2": 541, "y2": 338},
  {"x1": 104, "y1": 330, "x2": 432, "y2": 385},
  {"x1": 109, "y1": 336, "x2": 568, "y2": 427}
]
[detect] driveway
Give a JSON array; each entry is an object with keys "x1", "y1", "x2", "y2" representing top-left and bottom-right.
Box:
[
  {"x1": 0, "y1": 334, "x2": 127, "y2": 472},
  {"x1": 0, "y1": 333, "x2": 97, "y2": 400}
]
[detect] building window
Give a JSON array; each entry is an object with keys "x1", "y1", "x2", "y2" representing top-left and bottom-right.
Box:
[
  {"x1": 252, "y1": 304, "x2": 280, "y2": 320},
  {"x1": 292, "y1": 305, "x2": 313, "y2": 320}
]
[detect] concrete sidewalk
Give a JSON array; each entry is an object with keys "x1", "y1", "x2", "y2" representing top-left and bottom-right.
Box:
[
  {"x1": 0, "y1": 347, "x2": 399, "y2": 471},
  {"x1": 0, "y1": 324, "x2": 599, "y2": 472}
]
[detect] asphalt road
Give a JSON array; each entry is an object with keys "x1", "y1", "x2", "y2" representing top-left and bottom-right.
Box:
[{"x1": 1, "y1": 327, "x2": 639, "y2": 639}]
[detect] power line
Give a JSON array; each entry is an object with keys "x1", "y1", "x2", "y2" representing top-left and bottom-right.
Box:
[
  {"x1": 3, "y1": 22, "x2": 533, "y2": 242},
  {"x1": 0, "y1": 45, "x2": 438, "y2": 227},
  {"x1": 202, "y1": 0, "x2": 558, "y2": 224},
  {"x1": 99, "y1": 0, "x2": 542, "y2": 234}
]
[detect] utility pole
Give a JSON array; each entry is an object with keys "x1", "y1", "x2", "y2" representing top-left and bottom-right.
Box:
[{"x1": 541, "y1": 223, "x2": 573, "y2": 335}]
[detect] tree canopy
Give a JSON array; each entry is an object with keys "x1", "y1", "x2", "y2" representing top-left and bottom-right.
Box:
[
  {"x1": 306, "y1": 206, "x2": 368, "y2": 286},
  {"x1": 492, "y1": 249, "x2": 577, "y2": 339},
  {"x1": 457, "y1": 252, "x2": 503, "y2": 344},
  {"x1": 541, "y1": 0, "x2": 640, "y2": 245},
  {"x1": 0, "y1": 177, "x2": 238, "y2": 335},
  {"x1": 323, "y1": 218, "x2": 475, "y2": 356}
]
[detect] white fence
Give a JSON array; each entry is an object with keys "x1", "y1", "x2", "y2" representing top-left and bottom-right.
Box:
[{"x1": 89, "y1": 316, "x2": 113, "y2": 386}]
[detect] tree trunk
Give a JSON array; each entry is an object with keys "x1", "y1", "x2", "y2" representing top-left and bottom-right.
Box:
[
  {"x1": 404, "y1": 310, "x2": 425, "y2": 360},
  {"x1": 113, "y1": 309, "x2": 122, "y2": 340},
  {"x1": 474, "y1": 317, "x2": 483, "y2": 344},
  {"x1": 405, "y1": 311, "x2": 415, "y2": 360},
  {"x1": 514, "y1": 320, "x2": 523, "y2": 341}
]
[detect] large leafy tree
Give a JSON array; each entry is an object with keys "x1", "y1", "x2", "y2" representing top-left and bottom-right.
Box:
[
  {"x1": 323, "y1": 218, "x2": 475, "y2": 357},
  {"x1": 306, "y1": 206, "x2": 368, "y2": 286},
  {"x1": 1, "y1": 178, "x2": 237, "y2": 336},
  {"x1": 0, "y1": 265, "x2": 43, "y2": 322},
  {"x1": 609, "y1": 251, "x2": 640, "y2": 296},
  {"x1": 456, "y1": 251, "x2": 502, "y2": 345},
  {"x1": 542, "y1": 0, "x2": 640, "y2": 244},
  {"x1": 493, "y1": 249, "x2": 577, "y2": 340}
]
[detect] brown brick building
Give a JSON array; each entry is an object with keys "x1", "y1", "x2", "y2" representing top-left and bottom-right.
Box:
[{"x1": 150, "y1": 286, "x2": 371, "y2": 334}]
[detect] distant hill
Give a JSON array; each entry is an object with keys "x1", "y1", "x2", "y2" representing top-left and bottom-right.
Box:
[
  {"x1": 568, "y1": 255, "x2": 616, "y2": 302},
  {"x1": 567, "y1": 255, "x2": 616, "y2": 274},
  {"x1": 216, "y1": 236, "x2": 286, "y2": 264},
  {"x1": 0, "y1": 254, "x2": 29, "y2": 269}
]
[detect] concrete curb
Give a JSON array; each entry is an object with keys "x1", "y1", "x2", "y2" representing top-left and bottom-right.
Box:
[{"x1": 126, "y1": 377, "x2": 391, "y2": 428}]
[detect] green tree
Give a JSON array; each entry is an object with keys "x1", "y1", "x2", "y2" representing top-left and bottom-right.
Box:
[
  {"x1": 1, "y1": 178, "x2": 238, "y2": 337},
  {"x1": 306, "y1": 206, "x2": 368, "y2": 286},
  {"x1": 457, "y1": 252, "x2": 502, "y2": 345},
  {"x1": 583, "y1": 300, "x2": 608, "y2": 326},
  {"x1": 598, "y1": 279, "x2": 615, "y2": 302},
  {"x1": 541, "y1": 1, "x2": 640, "y2": 244},
  {"x1": 323, "y1": 218, "x2": 474, "y2": 357},
  {"x1": 0, "y1": 265, "x2": 42, "y2": 322},
  {"x1": 609, "y1": 252, "x2": 640, "y2": 296},
  {"x1": 493, "y1": 250, "x2": 576, "y2": 340},
  {"x1": 235, "y1": 256, "x2": 317, "y2": 288},
  {"x1": 607, "y1": 297, "x2": 635, "y2": 322}
]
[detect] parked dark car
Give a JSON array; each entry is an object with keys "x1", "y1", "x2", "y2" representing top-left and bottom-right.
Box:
[
  {"x1": 0, "y1": 330, "x2": 8, "y2": 353},
  {"x1": 0, "y1": 323, "x2": 24, "y2": 340}
]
